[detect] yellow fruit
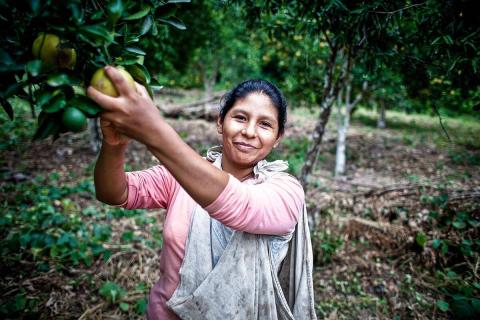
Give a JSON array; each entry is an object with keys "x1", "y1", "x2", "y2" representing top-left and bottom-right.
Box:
[
  {"x1": 32, "y1": 33, "x2": 60, "y2": 66},
  {"x1": 62, "y1": 107, "x2": 87, "y2": 132},
  {"x1": 32, "y1": 33, "x2": 76, "y2": 69},
  {"x1": 90, "y1": 67, "x2": 136, "y2": 97},
  {"x1": 56, "y1": 48, "x2": 77, "y2": 70}
]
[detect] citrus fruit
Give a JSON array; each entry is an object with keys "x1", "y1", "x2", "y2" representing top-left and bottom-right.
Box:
[
  {"x1": 56, "y1": 48, "x2": 77, "y2": 69},
  {"x1": 90, "y1": 67, "x2": 136, "y2": 97},
  {"x1": 32, "y1": 33, "x2": 77, "y2": 69},
  {"x1": 32, "y1": 33, "x2": 60, "y2": 66},
  {"x1": 62, "y1": 107, "x2": 87, "y2": 132}
]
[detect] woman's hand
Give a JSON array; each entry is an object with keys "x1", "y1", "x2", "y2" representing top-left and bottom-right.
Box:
[
  {"x1": 100, "y1": 118, "x2": 130, "y2": 146},
  {"x1": 87, "y1": 66, "x2": 162, "y2": 147}
]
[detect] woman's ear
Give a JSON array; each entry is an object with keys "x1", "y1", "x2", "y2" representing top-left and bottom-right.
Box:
[
  {"x1": 216, "y1": 116, "x2": 223, "y2": 134},
  {"x1": 273, "y1": 132, "x2": 283, "y2": 148}
]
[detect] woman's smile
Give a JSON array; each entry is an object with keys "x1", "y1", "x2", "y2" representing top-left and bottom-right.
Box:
[{"x1": 233, "y1": 141, "x2": 258, "y2": 151}]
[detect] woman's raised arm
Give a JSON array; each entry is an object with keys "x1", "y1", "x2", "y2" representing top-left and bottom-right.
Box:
[{"x1": 87, "y1": 66, "x2": 229, "y2": 207}]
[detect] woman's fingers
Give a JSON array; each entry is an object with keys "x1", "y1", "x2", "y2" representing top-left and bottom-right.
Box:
[
  {"x1": 87, "y1": 86, "x2": 118, "y2": 111},
  {"x1": 105, "y1": 66, "x2": 135, "y2": 97},
  {"x1": 135, "y1": 82, "x2": 149, "y2": 98}
]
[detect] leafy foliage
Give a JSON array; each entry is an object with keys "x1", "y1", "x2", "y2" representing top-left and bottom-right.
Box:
[{"x1": 0, "y1": 0, "x2": 190, "y2": 140}]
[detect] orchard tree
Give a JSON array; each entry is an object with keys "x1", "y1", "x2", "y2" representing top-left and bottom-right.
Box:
[
  {"x1": 246, "y1": 0, "x2": 408, "y2": 186},
  {"x1": 143, "y1": 0, "x2": 262, "y2": 93},
  {"x1": 0, "y1": 0, "x2": 190, "y2": 141},
  {"x1": 395, "y1": 0, "x2": 480, "y2": 116}
]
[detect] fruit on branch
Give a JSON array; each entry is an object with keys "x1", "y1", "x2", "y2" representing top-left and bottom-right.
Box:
[
  {"x1": 90, "y1": 67, "x2": 136, "y2": 97},
  {"x1": 62, "y1": 107, "x2": 87, "y2": 132},
  {"x1": 32, "y1": 33, "x2": 76, "y2": 69}
]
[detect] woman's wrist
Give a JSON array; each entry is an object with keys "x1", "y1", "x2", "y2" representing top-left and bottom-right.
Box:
[{"x1": 101, "y1": 140, "x2": 129, "y2": 152}]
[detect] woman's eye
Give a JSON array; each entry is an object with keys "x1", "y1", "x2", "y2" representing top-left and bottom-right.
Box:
[
  {"x1": 234, "y1": 115, "x2": 246, "y2": 121},
  {"x1": 260, "y1": 121, "x2": 272, "y2": 128}
]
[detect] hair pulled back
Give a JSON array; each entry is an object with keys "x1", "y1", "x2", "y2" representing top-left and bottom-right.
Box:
[{"x1": 219, "y1": 79, "x2": 287, "y2": 136}]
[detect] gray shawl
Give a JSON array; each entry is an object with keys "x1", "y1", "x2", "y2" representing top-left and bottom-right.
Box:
[{"x1": 166, "y1": 151, "x2": 317, "y2": 319}]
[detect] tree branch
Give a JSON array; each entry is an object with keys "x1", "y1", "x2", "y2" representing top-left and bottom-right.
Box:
[{"x1": 369, "y1": 2, "x2": 427, "y2": 15}]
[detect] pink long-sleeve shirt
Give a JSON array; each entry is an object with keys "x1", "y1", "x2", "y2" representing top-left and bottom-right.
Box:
[{"x1": 123, "y1": 164, "x2": 304, "y2": 320}]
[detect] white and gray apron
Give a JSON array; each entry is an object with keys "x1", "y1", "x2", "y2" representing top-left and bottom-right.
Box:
[{"x1": 166, "y1": 149, "x2": 317, "y2": 319}]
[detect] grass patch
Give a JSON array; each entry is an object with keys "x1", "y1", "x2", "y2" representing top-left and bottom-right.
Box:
[{"x1": 352, "y1": 109, "x2": 480, "y2": 149}]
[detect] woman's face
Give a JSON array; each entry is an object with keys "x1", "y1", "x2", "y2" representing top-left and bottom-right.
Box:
[{"x1": 217, "y1": 92, "x2": 281, "y2": 171}]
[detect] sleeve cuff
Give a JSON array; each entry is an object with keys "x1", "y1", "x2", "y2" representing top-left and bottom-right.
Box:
[{"x1": 203, "y1": 174, "x2": 238, "y2": 213}]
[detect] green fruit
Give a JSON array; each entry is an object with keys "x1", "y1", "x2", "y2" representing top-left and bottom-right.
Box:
[
  {"x1": 90, "y1": 67, "x2": 136, "y2": 97},
  {"x1": 62, "y1": 107, "x2": 87, "y2": 132}
]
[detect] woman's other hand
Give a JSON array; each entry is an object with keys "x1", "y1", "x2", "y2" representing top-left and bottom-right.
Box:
[
  {"x1": 100, "y1": 118, "x2": 130, "y2": 146},
  {"x1": 87, "y1": 66, "x2": 162, "y2": 146}
]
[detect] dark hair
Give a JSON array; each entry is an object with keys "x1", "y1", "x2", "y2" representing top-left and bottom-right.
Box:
[{"x1": 219, "y1": 79, "x2": 287, "y2": 136}]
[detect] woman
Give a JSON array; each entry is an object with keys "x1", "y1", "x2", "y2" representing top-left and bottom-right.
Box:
[{"x1": 89, "y1": 66, "x2": 316, "y2": 320}]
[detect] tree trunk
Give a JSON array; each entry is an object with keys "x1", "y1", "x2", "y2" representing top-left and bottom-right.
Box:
[
  {"x1": 335, "y1": 79, "x2": 365, "y2": 177},
  {"x1": 203, "y1": 64, "x2": 218, "y2": 99},
  {"x1": 160, "y1": 91, "x2": 226, "y2": 120},
  {"x1": 88, "y1": 118, "x2": 101, "y2": 153},
  {"x1": 299, "y1": 97, "x2": 334, "y2": 186},
  {"x1": 299, "y1": 45, "x2": 347, "y2": 189},
  {"x1": 377, "y1": 99, "x2": 386, "y2": 128},
  {"x1": 335, "y1": 86, "x2": 347, "y2": 177}
]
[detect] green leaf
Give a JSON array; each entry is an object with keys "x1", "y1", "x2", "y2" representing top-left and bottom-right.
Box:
[
  {"x1": 443, "y1": 35, "x2": 454, "y2": 45},
  {"x1": 157, "y1": 17, "x2": 186, "y2": 30},
  {"x1": 451, "y1": 298, "x2": 475, "y2": 319},
  {"x1": 29, "y1": 0, "x2": 41, "y2": 15},
  {"x1": 432, "y1": 239, "x2": 441, "y2": 249},
  {"x1": 47, "y1": 73, "x2": 71, "y2": 87},
  {"x1": 120, "y1": 302, "x2": 130, "y2": 311},
  {"x1": 33, "y1": 117, "x2": 60, "y2": 140},
  {"x1": 126, "y1": 64, "x2": 151, "y2": 85},
  {"x1": 43, "y1": 94, "x2": 66, "y2": 113},
  {"x1": 167, "y1": 0, "x2": 191, "y2": 3},
  {"x1": 108, "y1": 0, "x2": 124, "y2": 26},
  {"x1": 26, "y1": 60, "x2": 43, "y2": 77},
  {"x1": 14, "y1": 293, "x2": 26, "y2": 311},
  {"x1": 468, "y1": 219, "x2": 480, "y2": 227},
  {"x1": 91, "y1": 10, "x2": 104, "y2": 20},
  {"x1": 124, "y1": 6, "x2": 151, "y2": 20},
  {"x1": 2, "y1": 82, "x2": 24, "y2": 99},
  {"x1": 125, "y1": 47, "x2": 146, "y2": 56},
  {"x1": 135, "y1": 298, "x2": 148, "y2": 315},
  {"x1": 0, "y1": 48, "x2": 14, "y2": 65},
  {"x1": 0, "y1": 62, "x2": 24, "y2": 72},
  {"x1": 472, "y1": 298, "x2": 480, "y2": 312},
  {"x1": 431, "y1": 37, "x2": 442, "y2": 45},
  {"x1": 70, "y1": 96, "x2": 102, "y2": 117},
  {"x1": 116, "y1": 55, "x2": 144, "y2": 65},
  {"x1": 140, "y1": 15, "x2": 153, "y2": 36},
  {"x1": 415, "y1": 232, "x2": 427, "y2": 247},
  {"x1": 80, "y1": 24, "x2": 114, "y2": 46},
  {"x1": 0, "y1": 97, "x2": 14, "y2": 120},
  {"x1": 436, "y1": 299, "x2": 449, "y2": 312},
  {"x1": 157, "y1": 4, "x2": 177, "y2": 18},
  {"x1": 441, "y1": 241, "x2": 449, "y2": 255},
  {"x1": 99, "y1": 281, "x2": 125, "y2": 304},
  {"x1": 151, "y1": 21, "x2": 158, "y2": 36},
  {"x1": 68, "y1": 2, "x2": 84, "y2": 24},
  {"x1": 452, "y1": 220, "x2": 466, "y2": 229},
  {"x1": 35, "y1": 90, "x2": 53, "y2": 109}
]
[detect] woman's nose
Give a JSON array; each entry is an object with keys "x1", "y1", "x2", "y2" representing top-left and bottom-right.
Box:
[{"x1": 241, "y1": 122, "x2": 257, "y2": 138}]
